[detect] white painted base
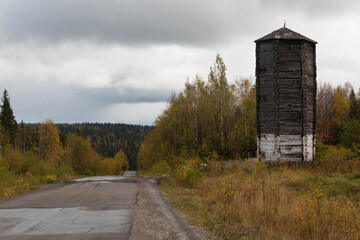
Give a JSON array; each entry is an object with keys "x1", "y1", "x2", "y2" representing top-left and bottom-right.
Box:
[
  {"x1": 258, "y1": 134, "x2": 315, "y2": 162},
  {"x1": 302, "y1": 134, "x2": 315, "y2": 162}
]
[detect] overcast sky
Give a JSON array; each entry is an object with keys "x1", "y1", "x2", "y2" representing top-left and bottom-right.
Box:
[{"x1": 0, "y1": 0, "x2": 359, "y2": 125}]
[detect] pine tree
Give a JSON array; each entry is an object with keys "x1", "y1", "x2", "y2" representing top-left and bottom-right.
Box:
[
  {"x1": 18, "y1": 120, "x2": 26, "y2": 153},
  {"x1": 348, "y1": 88, "x2": 360, "y2": 120},
  {"x1": 0, "y1": 89, "x2": 18, "y2": 145}
]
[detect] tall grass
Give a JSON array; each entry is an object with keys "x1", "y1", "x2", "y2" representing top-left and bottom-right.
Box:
[{"x1": 162, "y1": 156, "x2": 360, "y2": 239}]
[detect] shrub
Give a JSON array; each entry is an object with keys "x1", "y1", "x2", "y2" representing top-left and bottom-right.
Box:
[
  {"x1": 291, "y1": 184, "x2": 360, "y2": 239},
  {"x1": 55, "y1": 164, "x2": 75, "y2": 180},
  {"x1": 185, "y1": 168, "x2": 202, "y2": 188},
  {"x1": 316, "y1": 145, "x2": 359, "y2": 173},
  {"x1": 174, "y1": 159, "x2": 203, "y2": 188},
  {"x1": 149, "y1": 160, "x2": 171, "y2": 175},
  {"x1": 2, "y1": 145, "x2": 24, "y2": 174},
  {"x1": 28, "y1": 164, "x2": 52, "y2": 176}
]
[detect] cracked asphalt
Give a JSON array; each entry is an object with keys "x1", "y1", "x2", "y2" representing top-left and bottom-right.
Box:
[{"x1": 0, "y1": 172, "x2": 209, "y2": 240}]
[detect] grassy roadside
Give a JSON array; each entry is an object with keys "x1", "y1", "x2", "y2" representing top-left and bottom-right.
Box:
[
  {"x1": 159, "y1": 161, "x2": 360, "y2": 240},
  {"x1": 0, "y1": 166, "x2": 78, "y2": 199},
  {"x1": 0, "y1": 166, "x2": 129, "y2": 200},
  {"x1": 0, "y1": 169, "x2": 129, "y2": 200}
]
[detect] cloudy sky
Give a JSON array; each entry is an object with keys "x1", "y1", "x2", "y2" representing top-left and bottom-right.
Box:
[{"x1": 0, "y1": 0, "x2": 359, "y2": 125}]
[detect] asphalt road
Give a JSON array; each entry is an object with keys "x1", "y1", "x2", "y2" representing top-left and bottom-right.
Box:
[{"x1": 0, "y1": 172, "x2": 209, "y2": 240}]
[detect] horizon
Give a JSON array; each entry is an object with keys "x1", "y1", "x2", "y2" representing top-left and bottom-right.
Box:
[{"x1": 23, "y1": 121, "x2": 154, "y2": 126}]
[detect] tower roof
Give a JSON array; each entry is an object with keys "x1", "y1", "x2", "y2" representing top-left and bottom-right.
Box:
[{"x1": 255, "y1": 26, "x2": 317, "y2": 44}]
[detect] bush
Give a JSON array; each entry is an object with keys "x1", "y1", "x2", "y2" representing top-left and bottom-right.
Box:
[
  {"x1": 2, "y1": 145, "x2": 24, "y2": 174},
  {"x1": 184, "y1": 168, "x2": 202, "y2": 188},
  {"x1": 316, "y1": 145, "x2": 359, "y2": 174},
  {"x1": 174, "y1": 159, "x2": 203, "y2": 188},
  {"x1": 28, "y1": 164, "x2": 52, "y2": 176},
  {"x1": 292, "y1": 184, "x2": 360, "y2": 239},
  {"x1": 149, "y1": 160, "x2": 172, "y2": 175},
  {"x1": 55, "y1": 165, "x2": 75, "y2": 180}
]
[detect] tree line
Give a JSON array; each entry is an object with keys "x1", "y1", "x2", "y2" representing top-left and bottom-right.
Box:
[
  {"x1": 137, "y1": 55, "x2": 360, "y2": 170},
  {"x1": 26, "y1": 123, "x2": 153, "y2": 170},
  {"x1": 317, "y1": 82, "x2": 360, "y2": 150}
]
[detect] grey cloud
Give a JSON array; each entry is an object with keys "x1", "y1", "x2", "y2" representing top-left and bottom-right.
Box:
[
  {"x1": 78, "y1": 86, "x2": 171, "y2": 104},
  {"x1": 7, "y1": 76, "x2": 170, "y2": 123},
  {"x1": 1, "y1": 0, "x2": 359, "y2": 46},
  {"x1": 0, "y1": 0, "x2": 246, "y2": 46},
  {"x1": 258, "y1": 0, "x2": 360, "y2": 17}
]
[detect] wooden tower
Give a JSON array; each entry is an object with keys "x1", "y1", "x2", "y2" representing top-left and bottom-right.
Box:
[{"x1": 255, "y1": 26, "x2": 317, "y2": 162}]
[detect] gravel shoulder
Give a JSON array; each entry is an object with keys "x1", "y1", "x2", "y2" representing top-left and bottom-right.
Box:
[{"x1": 130, "y1": 180, "x2": 210, "y2": 240}]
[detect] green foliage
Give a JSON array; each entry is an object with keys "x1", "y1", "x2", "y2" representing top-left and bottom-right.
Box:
[
  {"x1": 64, "y1": 133, "x2": 99, "y2": 175},
  {"x1": 184, "y1": 168, "x2": 202, "y2": 188},
  {"x1": 316, "y1": 144, "x2": 359, "y2": 174},
  {"x1": 348, "y1": 88, "x2": 360, "y2": 120},
  {"x1": 2, "y1": 145, "x2": 24, "y2": 174},
  {"x1": 149, "y1": 160, "x2": 172, "y2": 175},
  {"x1": 174, "y1": 159, "x2": 203, "y2": 188},
  {"x1": 317, "y1": 83, "x2": 360, "y2": 145},
  {"x1": 341, "y1": 118, "x2": 360, "y2": 149}
]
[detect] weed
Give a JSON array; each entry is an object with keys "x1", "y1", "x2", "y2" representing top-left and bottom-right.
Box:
[{"x1": 162, "y1": 159, "x2": 360, "y2": 240}]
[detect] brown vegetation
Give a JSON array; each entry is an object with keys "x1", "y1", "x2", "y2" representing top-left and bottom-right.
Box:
[{"x1": 162, "y1": 155, "x2": 360, "y2": 239}]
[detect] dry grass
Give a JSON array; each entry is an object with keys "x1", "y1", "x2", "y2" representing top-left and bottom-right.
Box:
[{"x1": 162, "y1": 161, "x2": 360, "y2": 240}]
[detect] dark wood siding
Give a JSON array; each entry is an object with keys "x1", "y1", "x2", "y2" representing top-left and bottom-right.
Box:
[
  {"x1": 256, "y1": 41, "x2": 276, "y2": 134},
  {"x1": 276, "y1": 40, "x2": 303, "y2": 136}
]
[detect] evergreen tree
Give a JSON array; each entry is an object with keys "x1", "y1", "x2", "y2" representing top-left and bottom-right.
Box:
[
  {"x1": 0, "y1": 89, "x2": 18, "y2": 145},
  {"x1": 348, "y1": 88, "x2": 360, "y2": 120},
  {"x1": 18, "y1": 120, "x2": 26, "y2": 153},
  {"x1": 341, "y1": 88, "x2": 360, "y2": 149}
]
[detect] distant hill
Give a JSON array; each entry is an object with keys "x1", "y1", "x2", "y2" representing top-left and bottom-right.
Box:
[{"x1": 25, "y1": 123, "x2": 154, "y2": 170}]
